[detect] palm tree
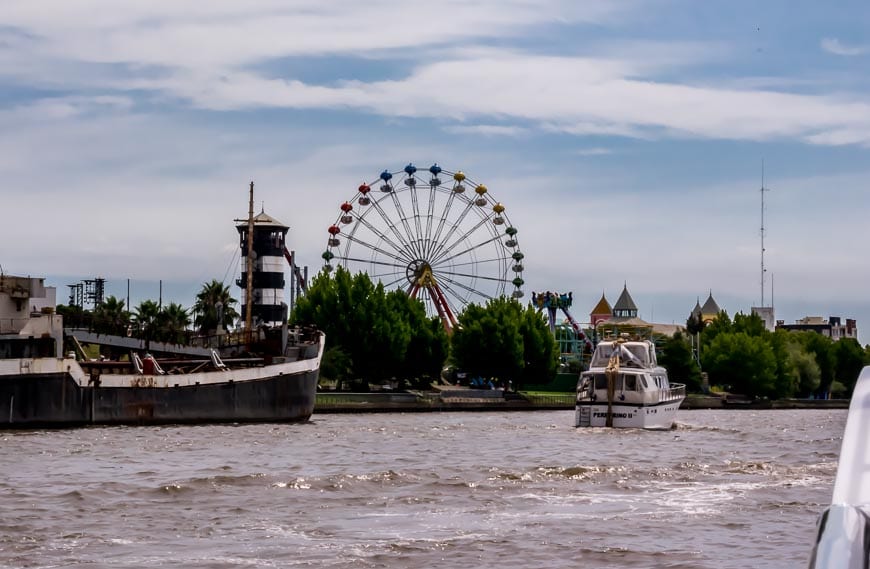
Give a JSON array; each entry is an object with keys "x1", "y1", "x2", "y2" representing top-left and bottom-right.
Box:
[
  {"x1": 157, "y1": 302, "x2": 191, "y2": 345},
  {"x1": 93, "y1": 296, "x2": 130, "y2": 336},
  {"x1": 134, "y1": 299, "x2": 161, "y2": 348},
  {"x1": 193, "y1": 279, "x2": 239, "y2": 334}
]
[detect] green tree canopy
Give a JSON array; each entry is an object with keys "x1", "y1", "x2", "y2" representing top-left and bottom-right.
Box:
[
  {"x1": 800, "y1": 332, "x2": 835, "y2": 396},
  {"x1": 518, "y1": 303, "x2": 559, "y2": 389},
  {"x1": 92, "y1": 296, "x2": 129, "y2": 336},
  {"x1": 832, "y1": 338, "x2": 867, "y2": 396},
  {"x1": 685, "y1": 312, "x2": 704, "y2": 336},
  {"x1": 699, "y1": 310, "x2": 732, "y2": 347},
  {"x1": 133, "y1": 299, "x2": 161, "y2": 348},
  {"x1": 701, "y1": 331, "x2": 777, "y2": 398},
  {"x1": 659, "y1": 331, "x2": 702, "y2": 392},
  {"x1": 450, "y1": 297, "x2": 557, "y2": 390},
  {"x1": 388, "y1": 290, "x2": 449, "y2": 388},
  {"x1": 157, "y1": 302, "x2": 190, "y2": 345},
  {"x1": 732, "y1": 312, "x2": 767, "y2": 337},
  {"x1": 290, "y1": 267, "x2": 448, "y2": 388}
]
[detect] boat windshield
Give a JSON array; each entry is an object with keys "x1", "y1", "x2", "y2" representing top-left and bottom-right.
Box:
[{"x1": 590, "y1": 342, "x2": 651, "y2": 368}]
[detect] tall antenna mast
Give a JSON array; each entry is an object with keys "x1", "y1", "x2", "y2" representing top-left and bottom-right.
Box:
[{"x1": 760, "y1": 160, "x2": 770, "y2": 307}]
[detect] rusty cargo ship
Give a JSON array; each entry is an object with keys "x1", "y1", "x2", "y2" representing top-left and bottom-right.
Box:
[{"x1": 0, "y1": 185, "x2": 323, "y2": 428}]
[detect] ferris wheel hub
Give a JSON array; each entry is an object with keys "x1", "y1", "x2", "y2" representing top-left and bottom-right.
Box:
[{"x1": 406, "y1": 259, "x2": 435, "y2": 287}]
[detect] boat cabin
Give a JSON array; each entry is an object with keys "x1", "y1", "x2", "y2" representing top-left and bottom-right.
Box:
[{"x1": 589, "y1": 340, "x2": 657, "y2": 369}]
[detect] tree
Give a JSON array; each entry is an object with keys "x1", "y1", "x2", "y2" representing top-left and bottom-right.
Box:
[
  {"x1": 92, "y1": 296, "x2": 129, "y2": 336},
  {"x1": 449, "y1": 297, "x2": 557, "y2": 390},
  {"x1": 157, "y1": 302, "x2": 190, "y2": 345},
  {"x1": 388, "y1": 290, "x2": 449, "y2": 389},
  {"x1": 56, "y1": 304, "x2": 89, "y2": 329},
  {"x1": 518, "y1": 303, "x2": 559, "y2": 389},
  {"x1": 732, "y1": 312, "x2": 767, "y2": 337},
  {"x1": 685, "y1": 312, "x2": 704, "y2": 337},
  {"x1": 133, "y1": 300, "x2": 161, "y2": 348},
  {"x1": 319, "y1": 346, "x2": 353, "y2": 390},
  {"x1": 193, "y1": 280, "x2": 239, "y2": 334},
  {"x1": 701, "y1": 331, "x2": 777, "y2": 398},
  {"x1": 787, "y1": 341, "x2": 821, "y2": 396},
  {"x1": 451, "y1": 299, "x2": 523, "y2": 385},
  {"x1": 699, "y1": 310, "x2": 732, "y2": 348},
  {"x1": 659, "y1": 332, "x2": 702, "y2": 392},
  {"x1": 291, "y1": 267, "x2": 448, "y2": 387},
  {"x1": 832, "y1": 338, "x2": 867, "y2": 396},
  {"x1": 767, "y1": 330, "x2": 799, "y2": 398},
  {"x1": 801, "y1": 332, "x2": 835, "y2": 397}
]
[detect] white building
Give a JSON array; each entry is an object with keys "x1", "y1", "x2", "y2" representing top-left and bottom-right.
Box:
[
  {"x1": 776, "y1": 316, "x2": 858, "y2": 341},
  {"x1": 751, "y1": 306, "x2": 775, "y2": 331}
]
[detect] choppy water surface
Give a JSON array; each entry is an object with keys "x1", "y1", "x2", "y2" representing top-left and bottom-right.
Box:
[{"x1": 0, "y1": 409, "x2": 844, "y2": 568}]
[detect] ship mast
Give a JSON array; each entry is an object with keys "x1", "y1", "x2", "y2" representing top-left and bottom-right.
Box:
[{"x1": 245, "y1": 181, "x2": 255, "y2": 346}]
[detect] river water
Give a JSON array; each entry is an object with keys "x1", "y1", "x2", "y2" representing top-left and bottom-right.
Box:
[{"x1": 0, "y1": 409, "x2": 844, "y2": 569}]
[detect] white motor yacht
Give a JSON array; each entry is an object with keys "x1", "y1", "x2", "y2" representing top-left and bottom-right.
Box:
[{"x1": 574, "y1": 338, "x2": 685, "y2": 429}]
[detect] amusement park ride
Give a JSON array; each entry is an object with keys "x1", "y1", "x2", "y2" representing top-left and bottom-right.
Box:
[
  {"x1": 532, "y1": 291, "x2": 594, "y2": 356},
  {"x1": 323, "y1": 163, "x2": 525, "y2": 332}
]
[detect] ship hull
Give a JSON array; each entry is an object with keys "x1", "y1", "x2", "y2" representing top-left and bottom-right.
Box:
[{"x1": 0, "y1": 365, "x2": 318, "y2": 428}]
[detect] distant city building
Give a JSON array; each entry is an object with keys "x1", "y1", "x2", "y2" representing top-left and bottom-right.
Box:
[
  {"x1": 751, "y1": 306, "x2": 775, "y2": 331},
  {"x1": 776, "y1": 316, "x2": 858, "y2": 341}
]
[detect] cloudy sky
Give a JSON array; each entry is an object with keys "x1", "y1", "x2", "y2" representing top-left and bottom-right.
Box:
[{"x1": 1, "y1": 0, "x2": 868, "y2": 343}]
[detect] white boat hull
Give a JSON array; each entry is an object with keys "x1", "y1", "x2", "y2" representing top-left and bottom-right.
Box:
[
  {"x1": 808, "y1": 366, "x2": 870, "y2": 568},
  {"x1": 574, "y1": 399, "x2": 684, "y2": 429}
]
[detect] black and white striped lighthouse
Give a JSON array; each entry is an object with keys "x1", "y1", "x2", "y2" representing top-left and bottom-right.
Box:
[{"x1": 236, "y1": 209, "x2": 289, "y2": 328}]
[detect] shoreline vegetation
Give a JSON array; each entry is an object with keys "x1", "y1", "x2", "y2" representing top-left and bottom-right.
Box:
[{"x1": 314, "y1": 390, "x2": 849, "y2": 414}]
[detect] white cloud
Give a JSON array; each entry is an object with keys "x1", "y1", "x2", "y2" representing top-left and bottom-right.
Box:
[
  {"x1": 574, "y1": 147, "x2": 613, "y2": 156},
  {"x1": 443, "y1": 124, "x2": 529, "y2": 137},
  {"x1": 138, "y1": 53, "x2": 870, "y2": 147},
  {"x1": 3, "y1": 3, "x2": 870, "y2": 148},
  {"x1": 0, "y1": 1, "x2": 626, "y2": 70},
  {"x1": 821, "y1": 38, "x2": 868, "y2": 57}
]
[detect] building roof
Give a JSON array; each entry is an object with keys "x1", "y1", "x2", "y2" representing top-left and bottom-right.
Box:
[
  {"x1": 700, "y1": 292, "x2": 720, "y2": 316},
  {"x1": 236, "y1": 210, "x2": 289, "y2": 230},
  {"x1": 590, "y1": 293, "x2": 612, "y2": 316},
  {"x1": 690, "y1": 298, "x2": 702, "y2": 319},
  {"x1": 613, "y1": 284, "x2": 638, "y2": 312},
  {"x1": 600, "y1": 316, "x2": 650, "y2": 327}
]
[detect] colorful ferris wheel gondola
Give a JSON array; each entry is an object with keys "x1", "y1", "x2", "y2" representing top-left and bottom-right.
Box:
[{"x1": 323, "y1": 163, "x2": 525, "y2": 331}]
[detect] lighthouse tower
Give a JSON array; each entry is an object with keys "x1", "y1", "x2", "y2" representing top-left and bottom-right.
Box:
[{"x1": 236, "y1": 209, "x2": 289, "y2": 328}]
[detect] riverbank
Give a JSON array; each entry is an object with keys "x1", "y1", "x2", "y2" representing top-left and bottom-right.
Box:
[{"x1": 314, "y1": 390, "x2": 849, "y2": 413}]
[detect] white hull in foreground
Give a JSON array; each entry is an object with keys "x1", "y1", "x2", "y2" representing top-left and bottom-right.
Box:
[{"x1": 808, "y1": 366, "x2": 870, "y2": 568}]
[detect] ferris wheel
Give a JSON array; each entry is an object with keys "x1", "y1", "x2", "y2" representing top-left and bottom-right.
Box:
[{"x1": 323, "y1": 163, "x2": 525, "y2": 331}]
